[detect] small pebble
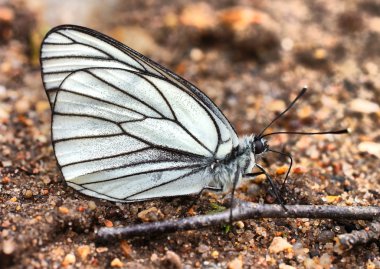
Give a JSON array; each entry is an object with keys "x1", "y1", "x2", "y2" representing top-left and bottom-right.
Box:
[
  {"x1": 211, "y1": 250, "x2": 219, "y2": 259},
  {"x1": 323, "y1": 196, "x2": 341, "y2": 204},
  {"x1": 2, "y1": 220, "x2": 11, "y2": 228},
  {"x1": 58, "y1": 206, "x2": 69, "y2": 214},
  {"x1": 104, "y1": 219, "x2": 113, "y2": 227},
  {"x1": 276, "y1": 166, "x2": 288, "y2": 175},
  {"x1": 15, "y1": 98, "x2": 30, "y2": 114},
  {"x1": 320, "y1": 253, "x2": 332, "y2": 267},
  {"x1": 369, "y1": 17, "x2": 380, "y2": 33},
  {"x1": 235, "y1": 221, "x2": 245, "y2": 229},
  {"x1": 366, "y1": 260, "x2": 376, "y2": 269},
  {"x1": 137, "y1": 207, "x2": 164, "y2": 222},
  {"x1": 269, "y1": 237, "x2": 292, "y2": 253},
  {"x1": 2, "y1": 160, "x2": 12, "y2": 167},
  {"x1": 281, "y1": 38, "x2": 294, "y2": 51},
  {"x1": 88, "y1": 200, "x2": 97, "y2": 210},
  {"x1": 76, "y1": 245, "x2": 91, "y2": 261},
  {"x1": 180, "y1": 3, "x2": 217, "y2": 30},
  {"x1": 164, "y1": 12, "x2": 178, "y2": 27},
  {"x1": 110, "y1": 258, "x2": 124, "y2": 268},
  {"x1": 358, "y1": 142, "x2": 380, "y2": 158},
  {"x1": 349, "y1": 99, "x2": 380, "y2": 114},
  {"x1": 42, "y1": 177, "x2": 51, "y2": 185},
  {"x1": 364, "y1": 62, "x2": 378, "y2": 75},
  {"x1": 2, "y1": 176, "x2": 10, "y2": 184},
  {"x1": 150, "y1": 253, "x2": 159, "y2": 263},
  {"x1": 0, "y1": 7, "x2": 14, "y2": 22},
  {"x1": 120, "y1": 240, "x2": 133, "y2": 258},
  {"x1": 62, "y1": 253, "x2": 76, "y2": 267},
  {"x1": 256, "y1": 226, "x2": 267, "y2": 237},
  {"x1": 313, "y1": 48, "x2": 327, "y2": 59},
  {"x1": 227, "y1": 256, "x2": 243, "y2": 269},
  {"x1": 45, "y1": 213, "x2": 54, "y2": 224},
  {"x1": 36, "y1": 101, "x2": 50, "y2": 112},
  {"x1": 293, "y1": 167, "x2": 305, "y2": 174},
  {"x1": 267, "y1": 100, "x2": 286, "y2": 112},
  {"x1": 252, "y1": 174, "x2": 266, "y2": 184},
  {"x1": 190, "y1": 48, "x2": 204, "y2": 62},
  {"x1": 303, "y1": 258, "x2": 317, "y2": 268},
  {"x1": 219, "y1": 6, "x2": 264, "y2": 31},
  {"x1": 96, "y1": 247, "x2": 108, "y2": 253},
  {"x1": 24, "y1": 189, "x2": 33, "y2": 199},
  {"x1": 197, "y1": 244, "x2": 209, "y2": 253},
  {"x1": 297, "y1": 105, "x2": 312, "y2": 119},
  {"x1": 317, "y1": 230, "x2": 335, "y2": 243},
  {"x1": 187, "y1": 207, "x2": 196, "y2": 216},
  {"x1": 161, "y1": 251, "x2": 182, "y2": 269},
  {"x1": 3, "y1": 239, "x2": 15, "y2": 254}
]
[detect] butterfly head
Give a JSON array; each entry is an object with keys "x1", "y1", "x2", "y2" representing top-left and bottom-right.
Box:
[{"x1": 252, "y1": 136, "x2": 268, "y2": 155}]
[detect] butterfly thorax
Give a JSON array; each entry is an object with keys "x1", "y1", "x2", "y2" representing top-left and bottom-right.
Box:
[{"x1": 207, "y1": 136, "x2": 263, "y2": 191}]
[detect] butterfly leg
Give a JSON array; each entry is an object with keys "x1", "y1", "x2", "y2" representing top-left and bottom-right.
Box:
[
  {"x1": 194, "y1": 185, "x2": 223, "y2": 203},
  {"x1": 256, "y1": 164, "x2": 287, "y2": 211},
  {"x1": 229, "y1": 166, "x2": 242, "y2": 225},
  {"x1": 268, "y1": 149, "x2": 293, "y2": 190},
  {"x1": 242, "y1": 171, "x2": 265, "y2": 178}
]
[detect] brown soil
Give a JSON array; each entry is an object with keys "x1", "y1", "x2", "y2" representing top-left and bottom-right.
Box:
[{"x1": 1, "y1": 1, "x2": 379, "y2": 268}]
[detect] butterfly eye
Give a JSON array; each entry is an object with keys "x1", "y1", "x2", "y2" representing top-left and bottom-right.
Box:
[{"x1": 253, "y1": 138, "x2": 268, "y2": 155}]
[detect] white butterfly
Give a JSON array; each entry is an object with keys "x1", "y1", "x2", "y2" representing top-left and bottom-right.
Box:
[{"x1": 40, "y1": 25, "x2": 346, "y2": 204}]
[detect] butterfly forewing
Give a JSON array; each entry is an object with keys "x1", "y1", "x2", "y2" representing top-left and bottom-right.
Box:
[{"x1": 41, "y1": 25, "x2": 239, "y2": 201}]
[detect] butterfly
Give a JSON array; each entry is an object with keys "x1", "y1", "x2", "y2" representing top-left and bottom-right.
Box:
[{"x1": 40, "y1": 25, "x2": 347, "y2": 206}]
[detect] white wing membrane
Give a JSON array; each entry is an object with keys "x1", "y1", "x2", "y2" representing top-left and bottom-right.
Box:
[
  {"x1": 54, "y1": 91, "x2": 144, "y2": 123},
  {"x1": 53, "y1": 115, "x2": 123, "y2": 140},
  {"x1": 43, "y1": 57, "x2": 131, "y2": 74},
  {"x1": 121, "y1": 119, "x2": 211, "y2": 156},
  {"x1": 70, "y1": 162, "x2": 199, "y2": 185},
  {"x1": 90, "y1": 69, "x2": 175, "y2": 119},
  {"x1": 44, "y1": 32, "x2": 73, "y2": 43},
  {"x1": 41, "y1": 25, "x2": 240, "y2": 201},
  {"x1": 55, "y1": 135, "x2": 148, "y2": 166},
  {"x1": 42, "y1": 43, "x2": 109, "y2": 58},
  {"x1": 60, "y1": 29, "x2": 146, "y2": 70},
  {"x1": 130, "y1": 169, "x2": 208, "y2": 200},
  {"x1": 59, "y1": 71, "x2": 162, "y2": 118},
  {"x1": 68, "y1": 168, "x2": 206, "y2": 202},
  {"x1": 146, "y1": 76, "x2": 218, "y2": 152}
]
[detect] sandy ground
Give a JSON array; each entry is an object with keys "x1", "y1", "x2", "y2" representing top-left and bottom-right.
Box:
[{"x1": 0, "y1": 0, "x2": 380, "y2": 268}]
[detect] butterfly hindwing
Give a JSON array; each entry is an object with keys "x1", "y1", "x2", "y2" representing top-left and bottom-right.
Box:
[{"x1": 41, "y1": 25, "x2": 239, "y2": 201}]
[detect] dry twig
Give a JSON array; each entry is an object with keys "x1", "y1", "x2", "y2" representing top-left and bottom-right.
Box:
[
  {"x1": 97, "y1": 202, "x2": 380, "y2": 241},
  {"x1": 335, "y1": 221, "x2": 380, "y2": 252}
]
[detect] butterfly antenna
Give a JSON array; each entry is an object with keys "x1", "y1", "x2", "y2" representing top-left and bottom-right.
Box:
[
  {"x1": 261, "y1": 129, "x2": 349, "y2": 138},
  {"x1": 258, "y1": 86, "x2": 308, "y2": 138}
]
